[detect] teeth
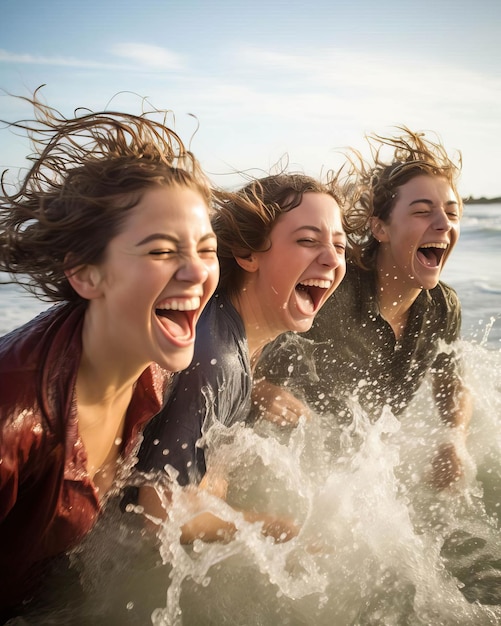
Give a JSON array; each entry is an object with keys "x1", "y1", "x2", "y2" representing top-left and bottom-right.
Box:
[
  {"x1": 299, "y1": 279, "x2": 332, "y2": 289},
  {"x1": 156, "y1": 297, "x2": 201, "y2": 312},
  {"x1": 420, "y1": 243, "x2": 448, "y2": 249}
]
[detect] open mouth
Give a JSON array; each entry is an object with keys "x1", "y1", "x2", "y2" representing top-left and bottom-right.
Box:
[
  {"x1": 155, "y1": 297, "x2": 201, "y2": 341},
  {"x1": 295, "y1": 279, "x2": 332, "y2": 314},
  {"x1": 416, "y1": 243, "x2": 448, "y2": 268}
]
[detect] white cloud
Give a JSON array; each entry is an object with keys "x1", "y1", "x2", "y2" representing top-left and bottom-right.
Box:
[
  {"x1": 110, "y1": 43, "x2": 184, "y2": 70},
  {"x1": 0, "y1": 48, "x2": 117, "y2": 69},
  {"x1": 235, "y1": 45, "x2": 501, "y2": 108},
  {"x1": 0, "y1": 44, "x2": 185, "y2": 73},
  {"x1": 155, "y1": 45, "x2": 500, "y2": 196}
]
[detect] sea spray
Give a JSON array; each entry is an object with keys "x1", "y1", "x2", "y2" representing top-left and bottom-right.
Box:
[
  {"x1": 13, "y1": 335, "x2": 501, "y2": 625},
  {"x1": 148, "y1": 336, "x2": 501, "y2": 625}
]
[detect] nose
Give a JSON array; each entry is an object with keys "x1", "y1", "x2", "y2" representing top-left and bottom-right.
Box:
[
  {"x1": 433, "y1": 209, "x2": 452, "y2": 231},
  {"x1": 318, "y1": 243, "x2": 344, "y2": 268},
  {"x1": 176, "y1": 254, "x2": 210, "y2": 284}
]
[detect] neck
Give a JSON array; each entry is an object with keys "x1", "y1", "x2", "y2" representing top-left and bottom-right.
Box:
[
  {"x1": 375, "y1": 262, "x2": 421, "y2": 341},
  {"x1": 230, "y1": 287, "x2": 280, "y2": 369},
  {"x1": 78, "y1": 309, "x2": 148, "y2": 408}
]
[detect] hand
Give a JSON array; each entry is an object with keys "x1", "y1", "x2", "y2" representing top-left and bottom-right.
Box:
[
  {"x1": 199, "y1": 470, "x2": 228, "y2": 499},
  {"x1": 429, "y1": 442, "x2": 463, "y2": 490},
  {"x1": 252, "y1": 379, "x2": 311, "y2": 426},
  {"x1": 243, "y1": 510, "x2": 300, "y2": 543}
]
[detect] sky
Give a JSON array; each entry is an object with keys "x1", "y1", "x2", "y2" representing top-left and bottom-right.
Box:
[{"x1": 1, "y1": 0, "x2": 500, "y2": 198}]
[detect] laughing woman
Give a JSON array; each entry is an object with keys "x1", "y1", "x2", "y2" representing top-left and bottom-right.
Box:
[
  {"x1": 256, "y1": 128, "x2": 472, "y2": 490},
  {"x1": 0, "y1": 93, "x2": 219, "y2": 612},
  {"x1": 137, "y1": 173, "x2": 347, "y2": 540}
]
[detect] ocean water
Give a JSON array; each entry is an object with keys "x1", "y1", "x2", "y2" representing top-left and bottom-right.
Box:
[
  {"x1": 441, "y1": 202, "x2": 501, "y2": 348},
  {"x1": 1, "y1": 203, "x2": 501, "y2": 625}
]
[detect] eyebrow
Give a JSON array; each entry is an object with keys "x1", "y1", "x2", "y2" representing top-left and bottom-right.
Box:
[
  {"x1": 409, "y1": 198, "x2": 458, "y2": 207},
  {"x1": 293, "y1": 225, "x2": 346, "y2": 238},
  {"x1": 135, "y1": 232, "x2": 216, "y2": 246}
]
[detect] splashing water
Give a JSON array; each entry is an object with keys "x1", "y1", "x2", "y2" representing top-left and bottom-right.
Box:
[{"x1": 12, "y1": 333, "x2": 501, "y2": 626}]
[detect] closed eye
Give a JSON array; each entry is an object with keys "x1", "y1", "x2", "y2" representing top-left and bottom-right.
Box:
[
  {"x1": 149, "y1": 249, "x2": 175, "y2": 257},
  {"x1": 198, "y1": 247, "x2": 218, "y2": 258}
]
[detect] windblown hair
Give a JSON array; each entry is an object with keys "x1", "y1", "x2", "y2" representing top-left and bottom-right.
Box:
[
  {"x1": 212, "y1": 172, "x2": 342, "y2": 296},
  {"x1": 343, "y1": 127, "x2": 462, "y2": 269},
  {"x1": 0, "y1": 90, "x2": 211, "y2": 302}
]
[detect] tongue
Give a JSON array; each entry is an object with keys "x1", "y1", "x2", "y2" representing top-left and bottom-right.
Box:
[
  {"x1": 295, "y1": 287, "x2": 314, "y2": 315},
  {"x1": 157, "y1": 310, "x2": 191, "y2": 339},
  {"x1": 417, "y1": 249, "x2": 438, "y2": 268}
]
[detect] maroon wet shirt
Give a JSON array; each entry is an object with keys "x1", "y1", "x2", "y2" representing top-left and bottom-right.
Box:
[{"x1": 0, "y1": 303, "x2": 170, "y2": 608}]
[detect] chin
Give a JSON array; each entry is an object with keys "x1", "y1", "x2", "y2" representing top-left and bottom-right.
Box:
[
  {"x1": 415, "y1": 276, "x2": 440, "y2": 291},
  {"x1": 163, "y1": 350, "x2": 195, "y2": 373},
  {"x1": 291, "y1": 318, "x2": 314, "y2": 334}
]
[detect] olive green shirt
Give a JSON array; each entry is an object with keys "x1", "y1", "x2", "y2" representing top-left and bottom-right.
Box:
[{"x1": 257, "y1": 263, "x2": 461, "y2": 421}]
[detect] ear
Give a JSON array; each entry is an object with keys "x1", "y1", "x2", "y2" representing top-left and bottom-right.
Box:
[
  {"x1": 64, "y1": 264, "x2": 104, "y2": 300},
  {"x1": 370, "y1": 217, "x2": 390, "y2": 243},
  {"x1": 234, "y1": 254, "x2": 259, "y2": 273}
]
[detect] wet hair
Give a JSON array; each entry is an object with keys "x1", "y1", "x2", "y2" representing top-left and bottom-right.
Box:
[
  {"x1": 0, "y1": 90, "x2": 211, "y2": 303},
  {"x1": 343, "y1": 126, "x2": 462, "y2": 269},
  {"x1": 212, "y1": 172, "x2": 342, "y2": 296}
]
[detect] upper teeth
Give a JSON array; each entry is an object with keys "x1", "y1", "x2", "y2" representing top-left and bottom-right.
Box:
[
  {"x1": 299, "y1": 279, "x2": 332, "y2": 289},
  {"x1": 157, "y1": 297, "x2": 201, "y2": 312},
  {"x1": 420, "y1": 243, "x2": 447, "y2": 249}
]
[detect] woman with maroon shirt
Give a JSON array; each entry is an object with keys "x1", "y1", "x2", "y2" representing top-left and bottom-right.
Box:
[{"x1": 0, "y1": 92, "x2": 219, "y2": 614}]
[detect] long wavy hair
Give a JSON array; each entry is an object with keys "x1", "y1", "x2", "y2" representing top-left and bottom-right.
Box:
[
  {"x1": 0, "y1": 89, "x2": 211, "y2": 303},
  {"x1": 343, "y1": 127, "x2": 462, "y2": 269},
  {"x1": 212, "y1": 172, "x2": 343, "y2": 296}
]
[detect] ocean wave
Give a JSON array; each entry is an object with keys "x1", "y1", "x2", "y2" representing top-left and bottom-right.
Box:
[
  {"x1": 477, "y1": 282, "x2": 501, "y2": 295},
  {"x1": 461, "y1": 216, "x2": 501, "y2": 232}
]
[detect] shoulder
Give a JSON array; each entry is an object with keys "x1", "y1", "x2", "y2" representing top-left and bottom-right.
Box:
[
  {"x1": 423, "y1": 281, "x2": 462, "y2": 341},
  {"x1": 193, "y1": 292, "x2": 248, "y2": 369},
  {"x1": 433, "y1": 281, "x2": 461, "y2": 309},
  {"x1": 0, "y1": 303, "x2": 84, "y2": 365},
  {"x1": 0, "y1": 303, "x2": 84, "y2": 431},
  {"x1": 201, "y1": 291, "x2": 244, "y2": 327}
]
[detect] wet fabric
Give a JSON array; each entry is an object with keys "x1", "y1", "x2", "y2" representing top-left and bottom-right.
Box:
[
  {"x1": 138, "y1": 291, "x2": 251, "y2": 486},
  {"x1": 257, "y1": 262, "x2": 461, "y2": 421},
  {"x1": 0, "y1": 303, "x2": 169, "y2": 609}
]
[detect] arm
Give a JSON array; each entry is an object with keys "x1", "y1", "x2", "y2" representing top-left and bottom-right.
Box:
[
  {"x1": 0, "y1": 409, "x2": 39, "y2": 521},
  {"x1": 251, "y1": 332, "x2": 318, "y2": 426},
  {"x1": 137, "y1": 475, "x2": 299, "y2": 544},
  {"x1": 433, "y1": 367, "x2": 471, "y2": 431},
  {"x1": 429, "y1": 354, "x2": 472, "y2": 490},
  {"x1": 251, "y1": 377, "x2": 311, "y2": 426}
]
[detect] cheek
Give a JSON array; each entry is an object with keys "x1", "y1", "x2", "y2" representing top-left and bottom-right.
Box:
[
  {"x1": 270, "y1": 272, "x2": 293, "y2": 300},
  {"x1": 124, "y1": 267, "x2": 172, "y2": 303},
  {"x1": 200, "y1": 261, "x2": 219, "y2": 298},
  {"x1": 208, "y1": 259, "x2": 220, "y2": 284}
]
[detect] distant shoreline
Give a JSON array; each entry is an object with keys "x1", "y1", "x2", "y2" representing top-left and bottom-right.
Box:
[{"x1": 463, "y1": 196, "x2": 501, "y2": 204}]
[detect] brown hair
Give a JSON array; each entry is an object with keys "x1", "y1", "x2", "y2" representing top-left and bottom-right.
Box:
[
  {"x1": 212, "y1": 172, "x2": 342, "y2": 296},
  {"x1": 0, "y1": 90, "x2": 211, "y2": 302},
  {"x1": 343, "y1": 127, "x2": 462, "y2": 269}
]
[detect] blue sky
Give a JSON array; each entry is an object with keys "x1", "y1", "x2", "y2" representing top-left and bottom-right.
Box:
[{"x1": 1, "y1": 0, "x2": 500, "y2": 197}]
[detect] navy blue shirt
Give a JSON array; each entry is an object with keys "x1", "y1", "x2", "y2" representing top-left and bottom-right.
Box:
[{"x1": 137, "y1": 292, "x2": 252, "y2": 485}]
